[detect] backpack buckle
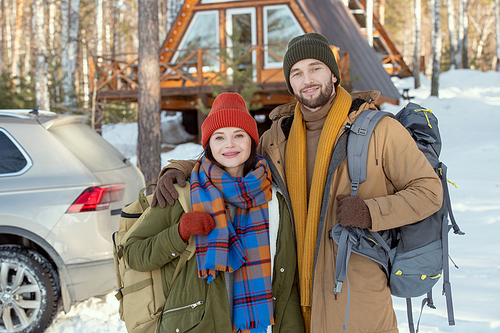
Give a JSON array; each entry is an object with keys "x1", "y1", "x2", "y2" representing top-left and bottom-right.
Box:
[{"x1": 333, "y1": 281, "x2": 343, "y2": 293}]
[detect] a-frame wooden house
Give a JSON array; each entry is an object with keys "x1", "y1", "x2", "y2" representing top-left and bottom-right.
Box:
[{"x1": 91, "y1": 0, "x2": 406, "y2": 133}]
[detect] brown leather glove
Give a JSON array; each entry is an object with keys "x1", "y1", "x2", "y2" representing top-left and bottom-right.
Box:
[
  {"x1": 336, "y1": 194, "x2": 372, "y2": 229},
  {"x1": 178, "y1": 211, "x2": 216, "y2": 242},
  {"x1": 151, "y1": 169, "x2": 187, "y2": 208}
]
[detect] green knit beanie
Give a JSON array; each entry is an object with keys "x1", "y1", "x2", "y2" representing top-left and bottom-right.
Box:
[{"x1": 283, "y1": 32, "x2": 341, "y2": 94}]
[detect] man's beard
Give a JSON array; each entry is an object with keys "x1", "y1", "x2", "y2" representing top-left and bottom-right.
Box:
[{"x1": 295, "y1": 79, "x2": 334, "y2": 109}]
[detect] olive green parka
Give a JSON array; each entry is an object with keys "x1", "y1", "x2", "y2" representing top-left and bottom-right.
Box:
[{"x1": 124, "y1": 187, "x2": 304, "y2": 333}]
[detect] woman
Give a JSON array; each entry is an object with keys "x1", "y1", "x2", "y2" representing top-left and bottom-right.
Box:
[{"x1": 124, "y1": 92, "x2": 303, "y2": 333}]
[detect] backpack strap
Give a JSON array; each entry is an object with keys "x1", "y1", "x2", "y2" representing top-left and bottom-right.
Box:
[
  {"x1": 347, "y1": 110, "x2": 393, "y2": 196},
  {"x1": 167, "y1": 184, "x2": 195, "y2": 298}
]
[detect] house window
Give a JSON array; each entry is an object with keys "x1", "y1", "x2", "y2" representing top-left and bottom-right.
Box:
[
  {"x1": 226, "y1": 8, "x2": 256, "y2": 72},
  {"x1": 264, "y1": 5, "x2": 304, "y2": 68},
  {"x1": 174, "y1": 11, "x2": 219, "y2": 71},
  {"x1": 0, "y1": 128, "x2": 32, "y2": 177}
]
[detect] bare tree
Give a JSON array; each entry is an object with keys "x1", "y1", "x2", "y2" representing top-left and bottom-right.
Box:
[
  {"x1": 378, "y1": 0, "x2": 386, "y2": 25},
  {"x1": 5, "y1": 0, "x2": 12, "y2": 72},
  {"x1": 166, "y1": 0, "x2": 184, "y2": 32},
  {"x1": 366, "y1": 0, "x2": 373, "y2": 47},
  {"x1": 431, "y1": 0, "x2": 441, "y2": 97},
  {"x1": 456, "y1": 0, "x2": 464, "y2": 67},
  {"x1": 69, "y1": 0, "x2": 80, "y2": 105},
  {"x1": 462, "y1": 0, "x2": 468, "y2": 68},
  {"x1": 414, "y1": 0, "x2": 421, "y2": 88},
  {"x1": 469, "y1": 4, "x2": 495, "y2": 69},
  {"x1": 137, "y1": 0, "x2": 162, "y2": 185},
  {"x1": 61, "y1": 0, "x2": 71, "y2": 106},
  {"x1": 446, "y1": 0, "x2": 457, "y2": 69},
  {"x1": 0, "y1": 0, "x2": 5, "y2": 74},
  {"x1": 34, "y1": 0, "x2": 50, "y2": 110},
  {"x1": 496, "y1": 0, "x2": 500, "y2": 71},
  {"x1": 61, "y1": 0, "x2": 80, "y2": 108},
  {"x1": 11, "y1": 0, "x2": 24, "y2": 79}
]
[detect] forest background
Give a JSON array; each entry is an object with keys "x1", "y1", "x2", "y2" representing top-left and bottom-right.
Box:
[{"x1": 0, "y1": 0, "x2": 499, "y2": 182}]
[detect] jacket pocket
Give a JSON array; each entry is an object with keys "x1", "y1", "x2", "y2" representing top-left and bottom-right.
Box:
[{"x1": 160, "y1": 300, "x2": 205, "y2": 333}]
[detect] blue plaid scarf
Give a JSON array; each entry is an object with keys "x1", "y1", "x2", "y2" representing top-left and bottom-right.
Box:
[{"x1": 190, "y1": 155, "x2": 274, "y2": 332}]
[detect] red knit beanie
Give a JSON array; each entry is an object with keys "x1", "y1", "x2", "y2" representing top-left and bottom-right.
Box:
[{"x1": 201, "y1": 92, "x2": 259, "y2": 148}]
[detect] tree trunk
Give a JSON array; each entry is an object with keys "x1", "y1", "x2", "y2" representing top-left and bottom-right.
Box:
[
  {"x1": 456, "y1": 0, "x2": 464, "y2": 67},
  {"x1": 61, "y1": 0, "x2": 71, "y2": 107},
  {"x1": 5, "y1": 0, "x2": 12, "y2": 69},
  {"x1": 69, "y1": 0, "x2": 80, "y2": 107},
  {"x1": 11, "y1": 0, "x2": 24, "y2": 78},
  {"x1": 446, "y1": 0, "x2": 457, "y2": 69},
  {"x1": 431, "y1": 0, "x2": 441, "y2": 97},
  {"x1": 496, "y1": 0, "x2": 500, "y2": 71},
  {"x1": 414, "y1": 0, "x2": 421, "y2": 88},
  {"x1": 462, "y1": 0, "x2": 468, "y2": 68},
  {"x1": 34, "y1": 0, "x2": 50, "y2": 110},
  {"x1": 137, "y1": 0, "x2": 161, "y2": 186},
  {"x1": 366, "y1": 0, "x2": 373, "y2": 47},
  {"x1": 0, "y1": 0, "x2": 5, "y2": 74},
  {"x1": 96, "y1": 0, "x2": 103, "y2": 56}
]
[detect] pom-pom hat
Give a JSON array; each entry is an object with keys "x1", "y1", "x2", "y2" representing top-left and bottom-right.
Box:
[{"x1": 201, "y1": 92, "x2": 259, "y2": 148}]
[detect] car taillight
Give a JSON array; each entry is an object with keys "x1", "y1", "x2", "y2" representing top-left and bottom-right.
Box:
[{"x1": 67, "y1": 185, "x2": 125, "y2": 213}]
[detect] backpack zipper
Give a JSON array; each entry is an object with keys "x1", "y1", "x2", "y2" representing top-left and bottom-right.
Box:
[{"x1": 162, "y1": 301, "x2": 204, "y2": 315}]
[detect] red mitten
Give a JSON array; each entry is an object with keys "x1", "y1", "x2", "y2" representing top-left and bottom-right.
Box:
[
  {"x1": 336, "y1": 194, "x2": 372, "y2": 229},
  {"x1": 178, "y1": 211, "x2": 216, "y2": 242}
]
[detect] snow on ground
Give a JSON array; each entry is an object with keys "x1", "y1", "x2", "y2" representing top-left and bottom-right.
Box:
[{"x1": 47, "y1": 69, "x2": 500, "y2": 333}]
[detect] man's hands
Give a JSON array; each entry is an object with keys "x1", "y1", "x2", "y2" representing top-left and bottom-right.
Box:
[
  {"x1": 336, "y1": 194, "x2": 372, "y2": 229},
  {"x1": 151, "y1": 169, "x2": 187, "y2": 208},
  {"x1": 178, "y1": 211, "x2": 216, "y2": 242}
]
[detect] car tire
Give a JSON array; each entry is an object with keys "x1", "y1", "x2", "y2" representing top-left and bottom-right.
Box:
[{"x1": 0, "y1": 245, "x2": 60, "y2": 333}]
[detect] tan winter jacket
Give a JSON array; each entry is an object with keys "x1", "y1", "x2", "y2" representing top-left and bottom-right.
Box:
[{"x1": 258, "y1": 90, "x2": 443, "y2": 333}]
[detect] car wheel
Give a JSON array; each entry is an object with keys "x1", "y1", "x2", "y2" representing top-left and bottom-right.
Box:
[{"x1": 0, "y1": 245, "x2": 60, "y2": 333}]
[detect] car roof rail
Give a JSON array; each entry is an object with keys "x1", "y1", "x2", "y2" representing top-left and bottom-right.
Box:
[{"x1": 0, "y1": 109, "x2": 57, "y2": 119}]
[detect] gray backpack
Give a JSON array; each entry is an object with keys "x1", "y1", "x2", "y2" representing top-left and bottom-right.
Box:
[{"x1": 330, "y1": 103, "x2": 464, "y2": 332}]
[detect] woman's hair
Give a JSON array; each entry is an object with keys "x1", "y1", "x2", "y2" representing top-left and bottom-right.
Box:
[{"x1": 204, "y1": 140, "x2": 258, "y2": 176}]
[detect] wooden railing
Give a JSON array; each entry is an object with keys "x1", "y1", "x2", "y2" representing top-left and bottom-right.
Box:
[{"x1": 89, "y1": 44, "x2": 351, "y2": 95}]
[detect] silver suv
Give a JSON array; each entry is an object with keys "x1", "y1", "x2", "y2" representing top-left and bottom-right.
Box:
[{"x1": 0, "y1": 110, "x2": 145, "y2": 332}]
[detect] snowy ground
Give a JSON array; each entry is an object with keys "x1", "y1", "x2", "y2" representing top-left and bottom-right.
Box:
[{"x1": 46, "y1": 69, "x2": 500, "y2": 333}]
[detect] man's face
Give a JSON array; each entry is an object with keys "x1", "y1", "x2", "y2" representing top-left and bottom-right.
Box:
[{"x1": 289, "y1": 58, "x2": 337, "y2": 112}]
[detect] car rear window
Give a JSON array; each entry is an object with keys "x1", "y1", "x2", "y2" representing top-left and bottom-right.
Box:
[
  {"x1": 0, "y1": 128, "x2": 32, "y2": 176},
  {"x1": 49, "y1": 122, "x2": 129, "y2": 172}
]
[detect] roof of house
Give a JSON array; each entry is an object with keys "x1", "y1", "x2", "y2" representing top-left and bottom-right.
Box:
[{"x1": 296, "y1": 0, "x2": 402, "y2": 103}]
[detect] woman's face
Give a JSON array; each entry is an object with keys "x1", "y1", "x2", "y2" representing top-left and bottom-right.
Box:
[{"x1": 209, "y1": 127, "x2": 252, "y2": 178}]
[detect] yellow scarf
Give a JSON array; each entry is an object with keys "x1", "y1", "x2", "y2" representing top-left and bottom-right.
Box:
[{"x1": 285, "y1": 86, "x2": 351, "y2": 331}]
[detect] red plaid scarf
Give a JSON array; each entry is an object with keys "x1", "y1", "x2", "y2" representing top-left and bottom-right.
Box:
[{"x1": 190, "y1": 155, "x2": 274, "y2": 332}]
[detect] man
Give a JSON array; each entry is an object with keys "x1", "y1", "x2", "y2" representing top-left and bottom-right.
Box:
[{"x1": 152, "y1": 32, "x2": 443, "y2": 332}]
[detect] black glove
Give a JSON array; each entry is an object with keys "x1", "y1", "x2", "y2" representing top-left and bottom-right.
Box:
[
  {"x1": 336, "y1": 194, "x2": 372, "y2": 229},
  {"x1": 151, "y1": 169, "x2": 187, "y2": 208}
]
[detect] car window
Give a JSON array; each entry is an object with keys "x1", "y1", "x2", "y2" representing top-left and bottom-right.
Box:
[
  {"x1": 0, "y1": 128, "x2": 33, "y2": 176},
  {"x1": 49, "y1": 122, "x2": 129, "y2": 172}
]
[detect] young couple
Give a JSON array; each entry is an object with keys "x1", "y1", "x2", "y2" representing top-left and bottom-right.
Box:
[{"x1": 126, "y1": 32, "x2": 442, "y2": 333}]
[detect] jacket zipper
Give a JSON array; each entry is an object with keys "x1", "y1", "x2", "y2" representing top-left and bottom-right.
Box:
[{"x1": 162, "y1": 301, "x2": 204, "y2": 315}]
